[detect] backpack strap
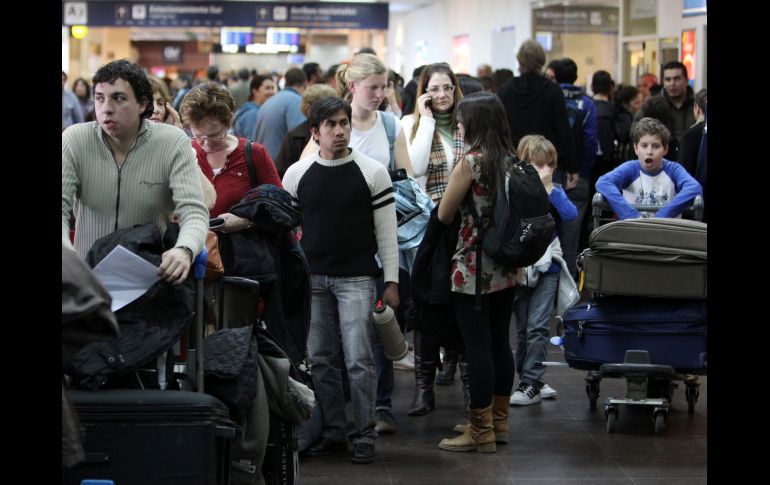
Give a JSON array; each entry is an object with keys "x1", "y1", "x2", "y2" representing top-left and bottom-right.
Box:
[
  {"x1": 243, "y1": 140, "x2": 258, "y2": 188},
  {"x1": 380, "y1": 111, "x2": 397, "y2": 171}
]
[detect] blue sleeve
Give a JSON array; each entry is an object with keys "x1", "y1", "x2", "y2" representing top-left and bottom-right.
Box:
[
  {"x1": 656, "y1": 161, "x2": 703, "y2": 218},
  {"x1": 581, "y1": 98, "x2": 598, "y2": 175},
  {"x1": 549, "y1": 186, "x2": 577, "y2": 222},
  {"x1": 596, "y1": 161, "x2": 640, "y2": 219}
]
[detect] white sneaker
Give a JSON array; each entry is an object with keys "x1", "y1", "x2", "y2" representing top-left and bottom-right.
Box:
[
  {"x1": 509, "y1": 383, "x2": 541, "y2": 406},
  {"x1": 393, "y1": 351, "x2": 415, "y2": 371},
  {"x1": 540, "y1": 384, "x2": 557, "y2": 399}
]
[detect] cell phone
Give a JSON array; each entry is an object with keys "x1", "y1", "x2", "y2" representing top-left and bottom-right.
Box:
[
  {"x1": 424, "y1": 98, "x2": 433, "y2": 109},
  {"x1": 389, "y1": 168, "x2": 408, "y2": 182}
]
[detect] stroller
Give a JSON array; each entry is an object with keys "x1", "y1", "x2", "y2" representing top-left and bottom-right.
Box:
[{"x1": 562, "y1": 193, "x2": 706, "y2": 434}]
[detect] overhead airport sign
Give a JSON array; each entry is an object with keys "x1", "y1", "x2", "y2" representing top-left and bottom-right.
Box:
[
  {"x1": 533, "y1": 6, "x2": 619, "y2": 33},
  {"x1": 61, "y1": 1, "x2": 389, "y2": 29}
]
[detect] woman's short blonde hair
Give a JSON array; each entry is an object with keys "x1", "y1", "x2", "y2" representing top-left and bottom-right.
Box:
[
  {"x1": 300, "y1": 84, "x2": 336, "y2": 118},
  {"x1": 335, "y1": 53, "x2": 388, "y2": 102},
  {"x1": 517, "y1": 134, "x2": 557, "y2": 168}
]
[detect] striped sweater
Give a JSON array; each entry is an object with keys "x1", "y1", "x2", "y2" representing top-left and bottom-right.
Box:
[
  {"x1": 282, "y1": 148, "x2": 399, "y2": 283},
  {"x1": 62, "y1": 120, "x2": 208, "y2": 260}
]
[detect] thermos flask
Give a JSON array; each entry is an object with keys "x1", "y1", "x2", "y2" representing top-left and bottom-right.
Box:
[{"x1": 372, "y1": 299, "x2": 409, "y2": 361}]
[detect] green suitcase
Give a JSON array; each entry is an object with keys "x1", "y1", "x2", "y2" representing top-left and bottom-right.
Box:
[{"x1": 578, "y1": 218, "x2": 706, "y2": 299}]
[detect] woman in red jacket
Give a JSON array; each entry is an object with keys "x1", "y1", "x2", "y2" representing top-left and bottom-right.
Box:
[
  {"x1": 180, "y1": 81, "x2": 282, "y2": 331},
  {"x1": 180, "y1": 81, "x2": 282, "y2": 232}
]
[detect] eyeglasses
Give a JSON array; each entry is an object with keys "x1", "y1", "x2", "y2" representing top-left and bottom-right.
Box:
[
  {"x1": 192, "y1": 132, "x2": 227, "y2": 143},
  {"x1": 426, "y1": 84, "x2": 455, "y2": 95}
]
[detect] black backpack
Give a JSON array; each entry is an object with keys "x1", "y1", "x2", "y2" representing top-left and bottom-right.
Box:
[
  {"x1": 464, "y1": 156, "x2": 555, "y2": 308},
  {"x1": 563, "y1": 89, "x2": 585, "y2": 163}
]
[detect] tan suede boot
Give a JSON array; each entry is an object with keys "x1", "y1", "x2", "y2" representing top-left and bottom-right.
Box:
[
  {"x1": 439, "y1": 404, "x2": 495, "y2": 452},
  {"x1": 452, "y1": 395, "x2": 509, "y2": 443}
]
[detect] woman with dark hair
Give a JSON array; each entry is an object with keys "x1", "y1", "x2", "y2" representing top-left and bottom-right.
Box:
[
  {"x1": 72, "y1": 77, "x2": 93, "y2": 121},
  {"x1": 436, "y1": 92, "x2": 520, "y2": 453},
  {"x1": 613, "y1": 85, "x2": 642, "y2": 163},
  {"x1": 400, "y1": 62, "x2": 468, "y2": 416},
  {"x1": 231, "y1": 75, "x2": 276, "y2": 139}
]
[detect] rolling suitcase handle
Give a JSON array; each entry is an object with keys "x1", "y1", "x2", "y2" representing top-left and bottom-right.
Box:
[
  {"x1": 215, "y1": 276, "x2": 261, "y2": 329},
  {"x1": 193, "y1": 249, "x2": 207, "y2": 393}
]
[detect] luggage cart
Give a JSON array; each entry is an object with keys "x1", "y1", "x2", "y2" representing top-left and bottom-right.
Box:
[
  {"x1": 571, "y1": 196, "x2": 706, "y2": 434},
  {"x1": 65, "y1": 250, "x2": 239, "y2": 485}
]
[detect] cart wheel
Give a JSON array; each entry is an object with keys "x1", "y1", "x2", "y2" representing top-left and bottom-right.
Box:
[
  {"x1": 586, "y1": 382, "x2": 600, "y2": 410},
  {"x1": 653, "y1": 413, "x2": 666, "y2": 434},
  {"x1": 606, "y1": 410, "x2": 617, "y2": 433},
  {"x1": 685, "y1": 386, "x2": 699, "y2": 415}
]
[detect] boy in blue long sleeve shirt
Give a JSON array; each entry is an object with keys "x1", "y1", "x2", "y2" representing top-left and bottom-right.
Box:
[
  {"x1": 596, "y1": 117, "x2": 702, "y2": 219},
  {"x1": 510, "y1": 135, "x2": 579, "y2": 406}
]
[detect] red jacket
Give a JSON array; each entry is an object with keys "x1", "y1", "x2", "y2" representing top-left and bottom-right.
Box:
[{"x1": 195, "y1": 137, "x2": 283, "y2": 217}]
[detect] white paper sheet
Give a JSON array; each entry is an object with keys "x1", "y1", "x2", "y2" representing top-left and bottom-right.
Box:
[{"x1": 92, "y1": 244, "x2": 161, "y2": 311}]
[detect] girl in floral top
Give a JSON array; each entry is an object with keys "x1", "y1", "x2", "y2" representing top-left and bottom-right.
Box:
[{"x1": 436, "y1": 92, "x2": 520, "y2": 454}]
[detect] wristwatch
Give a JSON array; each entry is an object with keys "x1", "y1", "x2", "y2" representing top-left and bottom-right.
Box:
[{"x1": 178, "y1": 246, "x2": 194, "y2": 262}]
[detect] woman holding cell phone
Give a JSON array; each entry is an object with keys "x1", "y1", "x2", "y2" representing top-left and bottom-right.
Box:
[{"x1": 399, "y1": 62, "x2": 468, "y2": 417}]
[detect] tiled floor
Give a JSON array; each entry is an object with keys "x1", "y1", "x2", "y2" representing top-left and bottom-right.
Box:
[{"x1": 299, "y1": 339, "x2": 707, "y2": 485}]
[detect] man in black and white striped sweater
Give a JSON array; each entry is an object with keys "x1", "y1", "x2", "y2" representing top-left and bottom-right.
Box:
[{"x1": 282, "y1": 97, "x2": 398, "y2": 464}]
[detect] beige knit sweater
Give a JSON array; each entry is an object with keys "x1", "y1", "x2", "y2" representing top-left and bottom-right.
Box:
[{"x1": 62, "y1": 120, "x2": 208, "y2": 260}]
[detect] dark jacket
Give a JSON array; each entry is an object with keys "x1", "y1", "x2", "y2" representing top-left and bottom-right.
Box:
[
  {"x1": 67, "y1": 223, "x2": 195, "y2": 390},
  {"x1": 592, "y1": 99, "x2": 622, "y2": 180},
  {"x1": 497, "y1": 73, "x2": 578, "y2": 173},
  {"x1": 221, "y1": 185, "x2": 311, "y2": 363},
  {"x1": 275, "y1": 120, "x2": 311, "y2": 179},
  {"x1": 62, "y1": 244, "x2": 119, "y2": 468},
  {"x1": 677, "y1": 120, "x2": 705, "y2": 177},
  {"x1": 661, "y1": 85, "x2": 696, "y2": 145},
  {"x1": 410, "y1": 207, "x2": 464, "y2": 352}
]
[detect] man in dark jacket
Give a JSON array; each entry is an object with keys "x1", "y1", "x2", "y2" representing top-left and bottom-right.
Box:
[
  {"x1": 638, "y1": 61, "x2": 695, "y2": 147},
  {"x1": 677, "y1": 88, "x2": 706, "y2": 177},
  {"x1": 546, "y1": 58, "x2": 598, "y2": 278},
  {"x1": 497, "y1": 40, "x2": 578, "y2": 187}
]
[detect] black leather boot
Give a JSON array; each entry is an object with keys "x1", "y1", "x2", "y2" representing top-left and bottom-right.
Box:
[
  {"x1": 435, "y1": 348, "x2": 459, "y2": 385},
  {"x1": 407, "y1": 331, "x2": 438, "y2": 416}
]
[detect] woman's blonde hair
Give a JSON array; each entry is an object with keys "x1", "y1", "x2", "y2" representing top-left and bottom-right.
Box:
[
  {"x1": 300, "y1": 84, "x2": 336, "y2": 118},
  {"x1": 517, "y1": 134, "x2": 557, "y2": 168},
  {"x1": 335, "y1": 53, "x2": 388, "y2": 102}
]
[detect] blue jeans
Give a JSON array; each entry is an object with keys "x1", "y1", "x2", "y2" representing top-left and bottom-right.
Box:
[
  {"x1": 555, "y1": 173, "x2": 590, "y2": 278},
  {"x1": 307, "y1": 274, "x2": 377, "y2": 445},
  {"x1": 514, "y1": 271, "x2": 559, "y2": 389}
]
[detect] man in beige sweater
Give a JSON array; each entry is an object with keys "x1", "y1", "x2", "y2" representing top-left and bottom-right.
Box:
[{"x1": 62, "y1": 60, "x2": 208, "y2": 284}]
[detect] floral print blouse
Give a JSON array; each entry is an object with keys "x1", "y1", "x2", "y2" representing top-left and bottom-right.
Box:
[{"x1": 450, "y1": 155, "x2": 521, "y2": 295}]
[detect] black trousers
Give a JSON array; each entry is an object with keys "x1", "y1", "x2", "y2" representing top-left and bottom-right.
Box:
[{"x1": 452, "y1": 287, "x2": 516, "y2": 408}]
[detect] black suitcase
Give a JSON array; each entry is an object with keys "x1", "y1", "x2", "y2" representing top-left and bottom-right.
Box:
[
  {"x1": 63, "y1": 390, "x2": 237, "y2": 485},
  {"x1": 562, "y1": 296, "x2": 707, "y2": 374},
  {"x1": 261, "y1": 413, "x2": 299, "y2": 485}
]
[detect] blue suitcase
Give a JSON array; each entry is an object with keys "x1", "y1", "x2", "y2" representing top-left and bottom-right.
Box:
[{"x1": 562, "y1": 296, "x2": 707, "y2": 374}]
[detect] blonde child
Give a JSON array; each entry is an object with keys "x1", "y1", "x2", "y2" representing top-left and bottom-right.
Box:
[{"x1": 509, "y1": 135, "x2": 578, "y2": 405}]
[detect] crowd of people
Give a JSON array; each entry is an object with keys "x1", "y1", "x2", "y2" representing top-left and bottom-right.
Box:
[{"x1": 62, "y1": 40, "x2": 706, "y2": 466}]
